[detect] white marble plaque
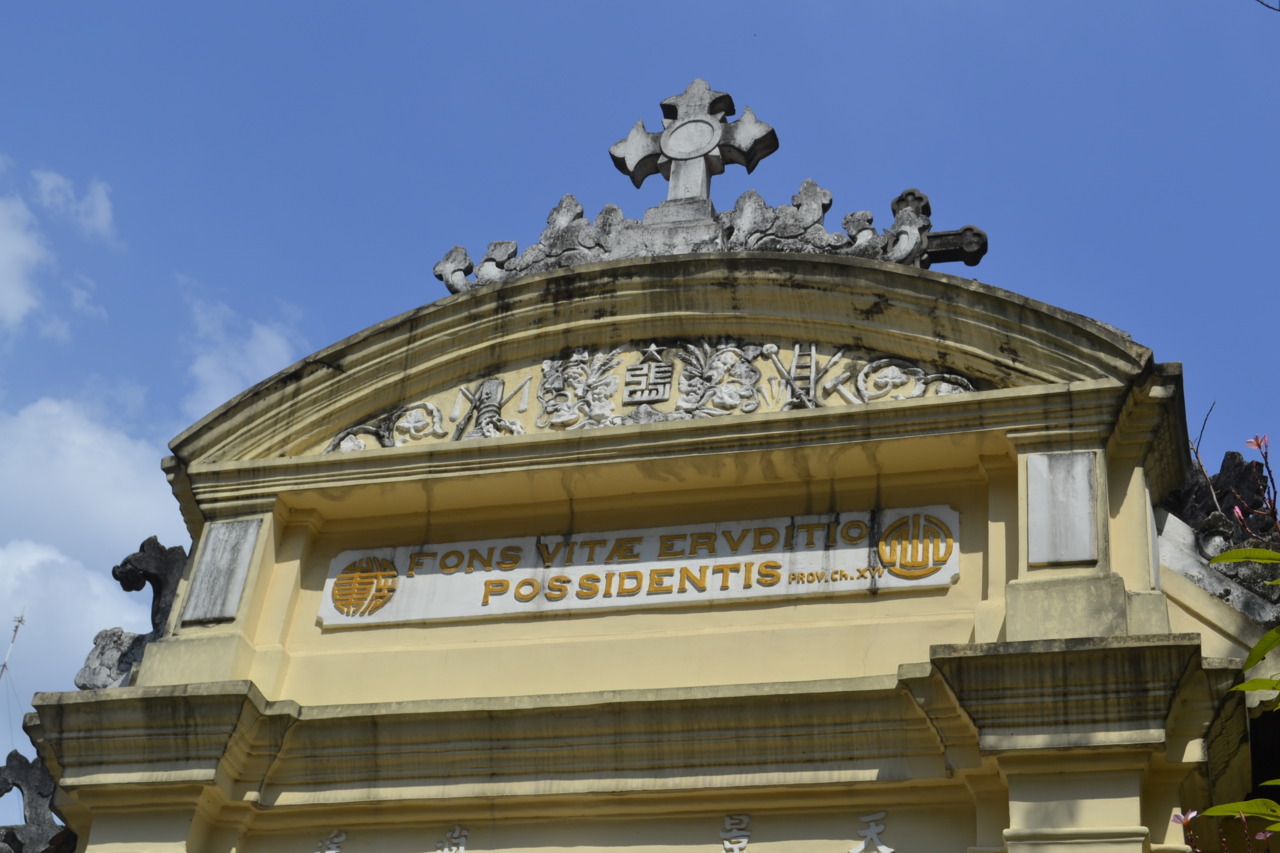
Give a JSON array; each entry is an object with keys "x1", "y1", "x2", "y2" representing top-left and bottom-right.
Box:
[
  {"x1": 1027, "y1": 452, "x2": 1098, "y2": 565},
  {"x1": 318, "y1": 506, "x2": 959, "y2": 627},
  {"x1": 181, "y1": 518, "x2": 263, "y2": 624}
]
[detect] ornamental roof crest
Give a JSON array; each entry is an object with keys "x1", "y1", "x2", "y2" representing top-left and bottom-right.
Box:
[{"x1": 435, "y1": 79, "x2": 988, "y2": 293}]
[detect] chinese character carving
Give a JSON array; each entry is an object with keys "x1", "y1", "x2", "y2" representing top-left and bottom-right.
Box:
[
  {"x1": 623, "y1": 344, "x2": 673, "y2": 404},
  {"x1": 850, "y1": 812, "x2": 893, "y2": 853},
  {"x1": 315, "y1": 830, "x2": 346, "y2": 853},
  {"x1": 721, "y1": 814, "x2": 751, "y2": 853},
  {"x1": 435, "y1": 825, "x2": 469, "y2": 853}
]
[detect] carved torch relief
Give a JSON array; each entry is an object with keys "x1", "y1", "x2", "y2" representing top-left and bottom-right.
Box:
[{"x1": 325, "y1": 340, "x2": 975, "y2": 452}]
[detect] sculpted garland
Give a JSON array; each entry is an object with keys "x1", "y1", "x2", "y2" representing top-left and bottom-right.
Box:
[{"x1": 325, "y1": 341, "x2": 974, "y2": 453}]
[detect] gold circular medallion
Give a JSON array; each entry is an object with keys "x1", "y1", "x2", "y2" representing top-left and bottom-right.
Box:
[
  {"x1": 331, "y1": 556, "x2": 399, "y2": 617},
  {"x1": 877, "y1": 514, "x2": 954, "y2": 580}
]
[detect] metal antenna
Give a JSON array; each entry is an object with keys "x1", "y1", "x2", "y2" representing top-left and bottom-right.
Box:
[{"x1": 0, "y1": 612, "x2": 25, "y2": 684}]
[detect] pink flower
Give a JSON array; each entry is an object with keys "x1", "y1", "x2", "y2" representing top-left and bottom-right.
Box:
[
  {"x1": 1172, "y1": 811, "x2": 1199, "y2": 825},
  {"x1": 1235, "y1": 506, "x2": 1247, "y2": 523},
  {"x1": 1247, "y1": 434, "x2": 1270, "y2": 450},
  {"x1": 1257, "y1": 831, "x2": 1274, "y2": 841}
]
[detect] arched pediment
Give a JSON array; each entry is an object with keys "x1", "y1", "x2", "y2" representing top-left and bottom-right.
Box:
[{"x1": 171, "y1": 253, "x2": 1152, "y2": 471}]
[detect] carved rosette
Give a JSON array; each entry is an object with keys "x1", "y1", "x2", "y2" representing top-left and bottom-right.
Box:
[
  {"x1": 857, "y1": 359, "x2": 974, "y2": 402},
  {"x1": 323, "y1": 341, "x2": 975, "y2": 454}
]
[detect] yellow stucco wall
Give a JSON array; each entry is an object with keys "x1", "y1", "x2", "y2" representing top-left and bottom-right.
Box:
[{"x1": 28, "y1": 255, "x2": 1258, "y2": 853}]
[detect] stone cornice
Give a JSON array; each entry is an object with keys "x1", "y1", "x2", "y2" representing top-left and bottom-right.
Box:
[
  {"x1": 176, "y1": 380, "x2": 1132, "y2": 527},
  {"x1": 930, "y1": 635, "x2": 1226, "y2": 752},
  {"x1": 1106, "y1": 362, "x2": 1189, "y2": 501},
  {"x1": 32, "y1": 676, "x2": 964, "y2": 825},
  {"x1": 29, "y1": 636, "x2": 1238, "y2": 831}
]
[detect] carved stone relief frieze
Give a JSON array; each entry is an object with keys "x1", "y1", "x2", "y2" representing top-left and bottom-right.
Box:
[
  {"x1": 324, "y1": 340, "x2": 975, "y2": 453},
  {"x1": 537, "y1": 348, "x2": 622, "y2": 429}
]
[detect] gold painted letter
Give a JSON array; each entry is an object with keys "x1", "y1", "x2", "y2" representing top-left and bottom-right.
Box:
[{"x1": 482, "y1": 579, "x2": 509, "y2": 605}]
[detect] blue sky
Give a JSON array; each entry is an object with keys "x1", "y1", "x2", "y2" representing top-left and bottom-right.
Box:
[{"x1": 1, "y1": 1, "x2": 1277, "y2": 826}]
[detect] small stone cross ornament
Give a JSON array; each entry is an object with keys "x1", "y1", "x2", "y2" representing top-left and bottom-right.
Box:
[{"x1": 610, "y1": 79, "x2": 779, "y2": 203}]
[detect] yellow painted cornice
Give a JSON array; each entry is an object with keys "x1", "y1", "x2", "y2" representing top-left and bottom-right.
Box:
[{"x1": 30, "y1": 635, "x2": 1235, "y2": 832}]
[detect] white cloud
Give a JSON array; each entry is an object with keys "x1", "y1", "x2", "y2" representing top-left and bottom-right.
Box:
[
  {"x1": 31, "y1": 169, "x2": 117, "y2": 242},
  {"x1": 77, "y1": 180, "x2": 115, "y2": 241},
  {"x1": 0, "y1": 195, "x2": 51, "y2": 330},
  {"x1": 0, "y1": 397, "x2": 189, "y2": 569},
  {"x1": 38, "y1": 314, "x2": 70, "y2": 341},
  {"x1": 0, "y1": 396, "x2": 186, "y2": 825},
  {"x1": 0, "y1": 540, "x2": 150, "y2": 692},
  {"x1": 0, "y1": 539, "x2": 150, "y2": 825},
  {"x1": 67, "y1": 274, "x2": 107, "y2": 320},
  {"x1": 30, "y1": 170, "x2": 74, "y2": 211},
  {"x1": 182, "y1": 295, "x2": 302, "y2": 421}
]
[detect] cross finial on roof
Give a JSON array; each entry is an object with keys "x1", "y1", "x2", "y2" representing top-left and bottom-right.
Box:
[{"x1": 610, "y1": 79, "x2": 779, "y2": 204}]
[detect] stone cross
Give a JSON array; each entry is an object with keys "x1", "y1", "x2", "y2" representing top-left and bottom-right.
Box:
[
  {"x1": 0, "y1": 750, "x2": 64, "y2": 852},
  {"x1": 610, "y1": 79, "x2": 778, "y2": 205}
]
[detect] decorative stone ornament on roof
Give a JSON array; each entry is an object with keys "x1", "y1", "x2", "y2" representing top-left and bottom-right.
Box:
[
  {"x1": 434, "y1": 79, "x2": 988, "y2": 293},
  {"x1": 609, "y1": 78, "x2": 779, "y2": 210}
]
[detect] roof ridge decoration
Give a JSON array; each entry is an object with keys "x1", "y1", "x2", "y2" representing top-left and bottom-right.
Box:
[{"x1": 434, "y1": 79, "x2": 988, "y2": 294}]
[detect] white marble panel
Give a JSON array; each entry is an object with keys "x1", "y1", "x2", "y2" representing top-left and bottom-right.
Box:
[
  {"x1": 1027, "y1": 452, "x2": 1098, "y2": 565},
  {"x1": 180, "y1": 518, "x2": 262, "y2": 624}
]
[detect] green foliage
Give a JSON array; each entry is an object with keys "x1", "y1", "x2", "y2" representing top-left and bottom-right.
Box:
[
  {"x1": 1232, "y1": 678, "x2": 1280, "y2": 692},
  {"x1": 1212, "y1": 548, "x2": 1280, "y2": 672},
  {"x1": 1241, "y1": 626, "x2": 1280, "y2": 671},
  {"x1": 1203, "y1": 798, "x2": 1280, "y2": 829},
  {"x1": 1211, "y1": 548, "x2": 1280, "y2": 565},
  {"x1": 1200, "y1": 546, "x2": 1280, "y2": 819}
]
